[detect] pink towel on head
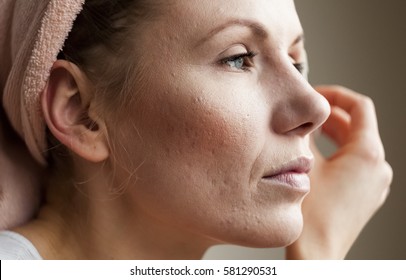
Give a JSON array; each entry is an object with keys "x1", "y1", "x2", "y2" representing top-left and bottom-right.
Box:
[
  {"x1": 0, "y1": 0, "x2": 85, "y2": 228},
  {"x1": 0, "y1": 0, "x2": 85, "y2": 165}
]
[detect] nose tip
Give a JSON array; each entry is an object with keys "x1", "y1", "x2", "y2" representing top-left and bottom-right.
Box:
[
  {"x1": 307, "y1": 91, "x2": 331, "y2": 133},
  {"x1": 271, "y1": 84, "x2": 331, "y2": 137}
]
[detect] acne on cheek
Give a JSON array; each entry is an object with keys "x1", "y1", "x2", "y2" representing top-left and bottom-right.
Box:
[
  {"x1": 174, "y1": 98, "x2": 255, "y2": 156},
  {"x1": 167, "y1": 107, "x2": 235, "y2": 154},
  {"x1": 131, "y1": 67, "x2": 266, "y2": 183}
]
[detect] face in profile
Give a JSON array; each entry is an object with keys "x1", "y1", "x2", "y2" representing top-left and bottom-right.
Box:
[{"x1": 111, "y1": 0, "x2": 330, "y2": 248}]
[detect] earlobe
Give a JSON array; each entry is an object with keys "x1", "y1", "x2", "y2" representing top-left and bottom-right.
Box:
[{"x1": 42, "y1": 60, "x2": 109, "y2": 163}]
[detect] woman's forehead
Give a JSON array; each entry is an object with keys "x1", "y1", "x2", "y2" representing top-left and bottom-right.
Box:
[{"x1": 156, "y1": 0, "x2": 302, "y2": 43}]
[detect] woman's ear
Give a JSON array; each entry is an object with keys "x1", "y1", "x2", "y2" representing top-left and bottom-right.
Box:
[{"x1": 42, "y1": 60, "x2": 109, "y2": 162}]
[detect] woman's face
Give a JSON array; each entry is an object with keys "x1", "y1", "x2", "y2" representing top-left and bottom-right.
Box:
[{"x1": 114, "y1": 0, "x2": 330, "y2": 247}]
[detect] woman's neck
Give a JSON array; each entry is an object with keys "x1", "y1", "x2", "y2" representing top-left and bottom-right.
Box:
[{"x1": 16, "y1": 176, "x2": 213, "y2": 260}]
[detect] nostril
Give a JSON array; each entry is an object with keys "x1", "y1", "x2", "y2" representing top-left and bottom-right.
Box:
[
  {"x1": 301, "y1": 122, "x2": 313, "y2": 130},
  {"x1": 297, "y1": 122, "x2": 313, "y2": 134},
  {"x1": 283, "y1": 122, "x2": 314, "y2": 136}
]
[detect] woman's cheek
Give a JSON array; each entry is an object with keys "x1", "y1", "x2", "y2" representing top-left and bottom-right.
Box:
[
  {"x1": 125, "y1": 83, "x2": 257, "y2": 192},
  {"x1": 143, "y1": 71, "x2": 267, "y2": 165}
]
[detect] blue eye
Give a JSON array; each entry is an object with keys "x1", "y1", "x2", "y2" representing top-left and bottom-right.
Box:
[{"x1": 222, "y1": 51, "x2": 256, "y2": 71}]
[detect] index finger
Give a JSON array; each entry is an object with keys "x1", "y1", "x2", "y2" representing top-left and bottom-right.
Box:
[{"x1": 315, "y1": 85, "x2": 379, "y2": 134}]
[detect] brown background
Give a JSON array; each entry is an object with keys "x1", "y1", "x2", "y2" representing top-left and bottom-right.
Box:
[{"x1": 205, "y1": 0, "x2": 406, "y2": 259}]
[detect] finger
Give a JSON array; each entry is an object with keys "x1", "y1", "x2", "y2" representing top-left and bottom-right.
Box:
[
  {"x1": 315, "y1": 85, "x2": 379, "y2": 134},
  {"x1": 321, "y1": 106, "x2": 351, "y2": 147}
]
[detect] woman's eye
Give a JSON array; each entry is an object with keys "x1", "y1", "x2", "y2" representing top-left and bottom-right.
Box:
[
  {"x1": 293, "y1": 63, "x2": 305, "y2": 74},
  {"x1": 221, "y1": 51, "x2": 256, "y2": 71}
]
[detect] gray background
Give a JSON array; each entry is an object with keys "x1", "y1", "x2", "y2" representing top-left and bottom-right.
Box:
[{"x1": 204, "y1": 0, "x2": 406, "y2": 259}]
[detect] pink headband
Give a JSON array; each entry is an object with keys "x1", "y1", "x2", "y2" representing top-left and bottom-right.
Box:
[{"x1": 0, "y1": 0, "x2": 85, "y2": 165}]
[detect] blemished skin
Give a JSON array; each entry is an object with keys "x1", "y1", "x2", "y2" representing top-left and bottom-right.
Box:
[
  {"x1": 15, "y1": 0, "x2": 391, "y2": 259},
  {"x1": 112, "y1": 0, "x2": 329, "y2": 248}
]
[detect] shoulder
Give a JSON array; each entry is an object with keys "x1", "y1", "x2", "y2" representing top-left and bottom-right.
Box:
[{"x1": 0, "y1": 231, "x2": 42, "y2": 260}]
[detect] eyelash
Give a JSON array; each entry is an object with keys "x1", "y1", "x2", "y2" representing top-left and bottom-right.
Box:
[
  {"x1": 221, "y1": 52, "x2": 305, "y2": 75},
  {"x1": 293, "y1": 63, "x2": 305, "y2": 74},
  {"x1": 221, "y1": 51, "x2": 257, "y2": 71}
]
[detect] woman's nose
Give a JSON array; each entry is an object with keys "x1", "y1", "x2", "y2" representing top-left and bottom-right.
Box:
[{"x1": 270, "y1": 76, "x2": 331, "y2": 137}]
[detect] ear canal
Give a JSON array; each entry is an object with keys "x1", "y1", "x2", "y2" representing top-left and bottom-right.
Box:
[
  {"x1": 67, "y1": 91, "x2": 100, "y2": 132},
  {"x1": 78, "y1": 106, "x2": 100, "y2": 132}
]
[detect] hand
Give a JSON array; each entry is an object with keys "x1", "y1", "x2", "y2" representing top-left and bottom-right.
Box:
[{"x1": 286, "y1": 85, "x2": 393, "y2": 259}]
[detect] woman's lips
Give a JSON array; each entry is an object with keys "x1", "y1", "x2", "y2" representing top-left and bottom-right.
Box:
[
  {"x1": 262, "y1": 172, "x2": 310, "y2": 191},
  {"x1": 261, "y1": 157, "x2": 313, "y2": 192}
]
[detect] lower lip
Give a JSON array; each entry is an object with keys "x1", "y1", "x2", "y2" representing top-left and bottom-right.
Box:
[{"x1": 261, "y1": 172, "x2": 310, "y2": 193}]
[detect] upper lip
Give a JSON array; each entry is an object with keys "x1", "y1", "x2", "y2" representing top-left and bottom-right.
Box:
[{"x1": 263, "y1": 157, "x2": 314, "y2": 178}]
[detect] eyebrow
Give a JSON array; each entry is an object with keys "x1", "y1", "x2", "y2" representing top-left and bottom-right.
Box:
[
  {"x1": 196, "y1": 19, "x2": 267, "y2": 47},
  {"x1": 196, "y1": 18, "x2": 304, "y2": 47}
]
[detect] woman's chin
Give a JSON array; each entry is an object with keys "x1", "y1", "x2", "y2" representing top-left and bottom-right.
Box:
[
  {"x1": 212, "y1": 207, "x2": 304, "y2": 249},
  {"x1": 249, "y1": 216, "x2": 304, "y2": 248}
]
